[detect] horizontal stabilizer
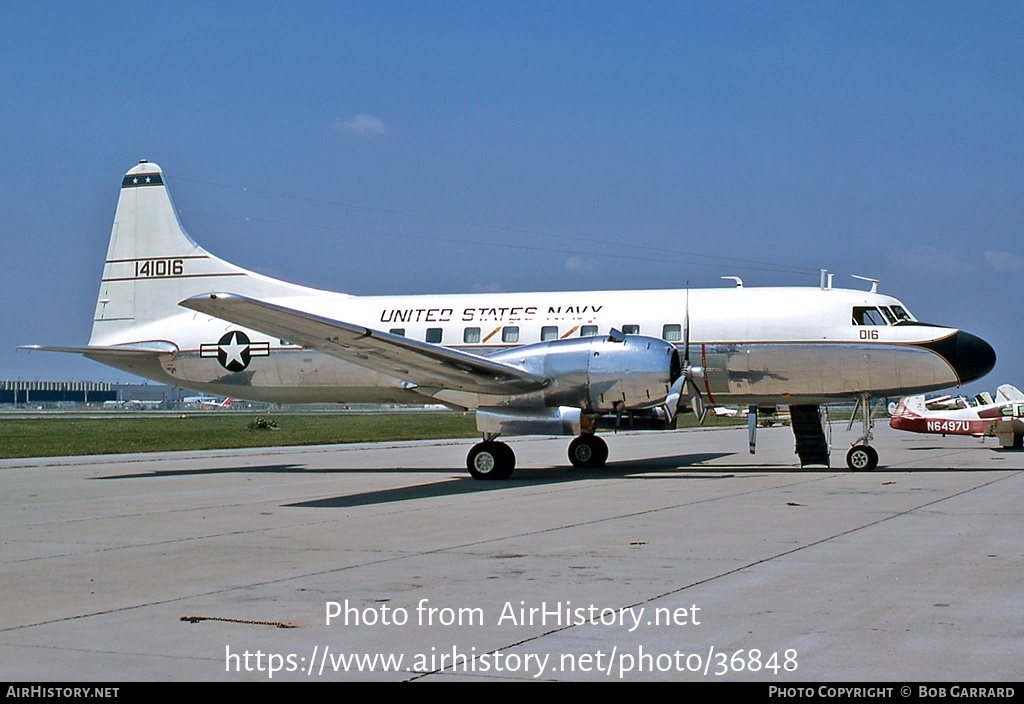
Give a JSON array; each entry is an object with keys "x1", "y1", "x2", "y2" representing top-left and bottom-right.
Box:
[
  {"x1": 179, "y1": 293, "x2": 549, "y2": 395},
  {"x1": 19, "y1": 342, "x2": 178, "y2": 357}
]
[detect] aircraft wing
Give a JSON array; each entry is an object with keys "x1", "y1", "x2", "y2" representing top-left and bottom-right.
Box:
[{"x1": 179, "y1": 293, "x2": 549, "y2": 395}]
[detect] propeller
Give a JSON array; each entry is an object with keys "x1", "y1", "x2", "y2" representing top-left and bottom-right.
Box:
[
  {"x1": 684, "y1": 286, "x2": 707, "y2": 423},
  {"x1": 673, "y1": 285, "x2": 708, "y2": 424}
]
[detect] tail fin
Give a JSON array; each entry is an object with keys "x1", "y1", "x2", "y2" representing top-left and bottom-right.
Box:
[
  {"x1": 996, "y1": 384, "x2": 1024, "y2": 403},
  {"x1": 90, "y1": 161, "x2": 317, "y2": 346},
  {"x1": 892, "y1": 395, "x2": 926, "y2": 417}
]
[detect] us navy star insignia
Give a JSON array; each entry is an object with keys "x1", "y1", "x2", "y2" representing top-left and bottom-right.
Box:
[{"x1": 200, "y1": 331, "x2": 270, "y2": 371}]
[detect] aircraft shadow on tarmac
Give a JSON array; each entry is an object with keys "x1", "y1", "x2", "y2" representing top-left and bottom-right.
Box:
[
  {"x1": 92, "y1": 452, "x2": 760, "y2": 507},
  {"x1": 92, "y1": 452, "x2": 732, "y2": 482},
  {"x1": 94, "y1": 464, "x2": 311, "y2": 480},
  {"x1": 90, "y1": 448, "x2": 1012, "y2": 508},
  {"x1": 288, "y1": 452, "x2": 747, "y2": 508}
]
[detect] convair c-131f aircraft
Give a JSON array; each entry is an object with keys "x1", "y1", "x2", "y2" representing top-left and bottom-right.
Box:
[{"x1": 25, "y1": 161, "x2": 996, "y2": 477}]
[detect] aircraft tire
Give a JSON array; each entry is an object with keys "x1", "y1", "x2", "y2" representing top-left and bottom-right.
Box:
[
  {"x1": 846, "y1": 444, "x2": 879, "y2": 472},
  {"x1": 568, "y1": 435, "x2": 609, "y2": 468},
  {"x1": 467, "y1": 441, "x2": 515, "y2": 480}
]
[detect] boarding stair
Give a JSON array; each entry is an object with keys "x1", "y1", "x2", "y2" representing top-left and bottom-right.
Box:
[{"x1": 789, "y1": 404, "x2": 831, "y2": 467}]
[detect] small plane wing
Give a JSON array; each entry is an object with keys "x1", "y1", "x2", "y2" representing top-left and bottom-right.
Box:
[{"x1": 180, "y1": 293, "x2": 549, "y2": 395}]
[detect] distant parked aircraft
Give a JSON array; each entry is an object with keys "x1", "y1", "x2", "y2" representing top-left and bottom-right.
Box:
[{"x1": 889, "y1": 384, "x2": 1024, "y2": 437}]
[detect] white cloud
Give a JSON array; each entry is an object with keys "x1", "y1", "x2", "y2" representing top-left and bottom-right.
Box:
[
  {"x1": 887, "y1": 245, "x2": 968, "y2": 275},
  {"x1": 565, "y1": 256, "x2": 597, "y2": 274},
  {"x1": 331, "y1": 113, "x2": 390, "y2": 138},
  {"x1": 983, "y1": 250, "x2": 1024, "y2": 272}
]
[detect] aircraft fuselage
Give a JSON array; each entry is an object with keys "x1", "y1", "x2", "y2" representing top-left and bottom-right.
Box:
[{"x1": 96, "y1": 286, "x2": 988, "y2": 408}]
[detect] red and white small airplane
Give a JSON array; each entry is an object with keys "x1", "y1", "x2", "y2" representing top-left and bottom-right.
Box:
[
  {"x1": 889, "y1": 384, "x2": 1024, "y2": 437},
  {"x1": 183, "y1": 396, "x2": 233, "y2": 409}
]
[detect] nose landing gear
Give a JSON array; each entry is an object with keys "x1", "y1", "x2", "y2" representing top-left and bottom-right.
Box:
[{"x1": 846, "y1": 394, "x2": 881, "y2": 471}]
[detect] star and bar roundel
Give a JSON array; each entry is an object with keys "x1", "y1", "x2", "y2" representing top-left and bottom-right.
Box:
[{"x1": 200, "y1": 331, "x2": 270, "y2": 372}]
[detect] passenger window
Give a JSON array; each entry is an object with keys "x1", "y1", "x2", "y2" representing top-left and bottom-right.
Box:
[
  {"x1": 622, "y1": 324, "x2": 640, "y2": 334},
  {"x1": 662, "y1": 324, "x2": 682, "y2": 342},
  {"x1": 502, "y1": 326, "x2": 520, "y2": 343},
  {"x1": 389, "y1": 329, "x2": 405, "y2": 337},
  {"x1": 852, "y1": 307, "x2": 887, "y2": 326},
  {"x1": 541, "y1": 325, "x2": 558, "y2": 341},
  {"x1": 580, "y1": 325, "x2": 599, "y2": 337},
  {"x1": 426, "y1": 328, "x2": 443, "y2": 343},
  {"x1": 463, "y1": 327, "x2": 481, "y2": 344}
]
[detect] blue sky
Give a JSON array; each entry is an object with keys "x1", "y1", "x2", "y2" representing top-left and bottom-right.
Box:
[{"x1": 2, "y1": 2, "x2": 1022, "y2": 395}]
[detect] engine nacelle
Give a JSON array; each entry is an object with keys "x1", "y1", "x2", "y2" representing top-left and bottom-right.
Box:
[{"x1": 488, "y1": 333, "x2": 681, "y2": 413}]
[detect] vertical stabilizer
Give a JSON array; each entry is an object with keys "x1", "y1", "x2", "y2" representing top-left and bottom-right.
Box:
[
  {"x1": 895, "y1": 395, "x2": 927, "y2": 416},
  {"x1": 996, "y1": 384, "x2": 1024, "y2": 403},
  {"x1": 90, "y1": 161, "x2": 315, "y2": 346}
]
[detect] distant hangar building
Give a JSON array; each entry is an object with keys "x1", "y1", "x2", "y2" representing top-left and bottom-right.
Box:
[{"x1": 1, "y1": 380, "x2": 117, "y2": 405}]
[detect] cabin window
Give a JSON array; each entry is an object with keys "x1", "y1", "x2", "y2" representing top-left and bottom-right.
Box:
[
  {"x1": 463, "y1": 327, "x2": 481, "y2": 344},
  {"x1": 389, "y1": 328, "x2": 405, "y2": 337},
  {"x1": 541, "y1": 325, "x2": 558, "y2": 341},
  {"x1": 502, "y1": 326, "x2": 520, "y2": 343},
  {"x1": 426, "y1": 328, "x2": 443, "y2": 343},
  {"x1": 622, "y1": 324, "x2": 640, "y2": 334},
  {"x1": 852, "y1": 307, "x2": 887, "y2": 326},
  {"x1": 580, "y1": 325, "x2": 599, "y2": 337},
  {"x1": 662, "y1": 324, "x2": 682, "y2": 342}
]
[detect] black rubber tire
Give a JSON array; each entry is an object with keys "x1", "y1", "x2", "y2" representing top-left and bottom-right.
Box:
[
  {"x1": 467, "y1": 441, "x2": 515, "y2": 479},
  {"x1": 846, "y1": 444, "x2": 879, "y2": 472},
  {"x1": 568, "y1": 435, "x2": 609, "y2": 468}
]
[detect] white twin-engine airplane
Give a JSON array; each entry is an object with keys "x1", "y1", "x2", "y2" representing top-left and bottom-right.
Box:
[{"x1": 25, "y1": 161, "x2": 996, "y2": 477}]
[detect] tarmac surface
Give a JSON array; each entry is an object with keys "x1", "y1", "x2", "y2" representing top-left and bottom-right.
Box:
[{"x1": 1, "y1": 423, "x2": 1021, "y2": 682}]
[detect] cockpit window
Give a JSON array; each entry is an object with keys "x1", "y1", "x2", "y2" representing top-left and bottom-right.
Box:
[
  {"x1": 889, "y1": 305, "x2": 913, "y2": 323},
  {"x1": 852, "y1": 307, "x2": 888, "y2": 326}
]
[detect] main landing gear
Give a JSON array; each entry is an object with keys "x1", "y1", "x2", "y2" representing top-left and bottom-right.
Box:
[
  {"x1": 845, "y1": 394, "x2": 880, "y2": 472},
  {"x1": 567, "y1": 434, "x2": 608, "y2": 468},
  {"x1": 467, "y1": 440, "x2": 515, "y2": 480},
  {"x1": 466, "y1": 433, "x2": 609, "y2": 479}
]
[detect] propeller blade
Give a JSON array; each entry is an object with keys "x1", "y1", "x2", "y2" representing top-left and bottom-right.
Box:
[
  {"x1": 748, "y1": 405, "x2": 757, "y2": 454},
  {"x1": 683, "y1": 284, "x2": 691, "y2": 366},
  {"x1": 665, "y1": 376, "x2": 686, "y2": 421},
  {"x1": 690, "y1": 390, "x2": 707, "y2": 424},
  {"x1": 680, "y1": 378, "x2": 708, "y2": 425}
]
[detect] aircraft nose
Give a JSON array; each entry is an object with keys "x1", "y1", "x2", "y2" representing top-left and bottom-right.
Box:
[{"x1": 946, "y1": 330, "x2": 996, "y2": 384}]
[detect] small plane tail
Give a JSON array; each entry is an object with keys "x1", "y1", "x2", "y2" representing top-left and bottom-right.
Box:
[
  {"x1": 891, "y1": 395, "x2": 926, "y2": 417},
  {"x1": 996, "y1": 384, "x2": 1024, "y2": 403},
  {"x1": 89, "y1": 161, "x2": 319, "y2": 347}
]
